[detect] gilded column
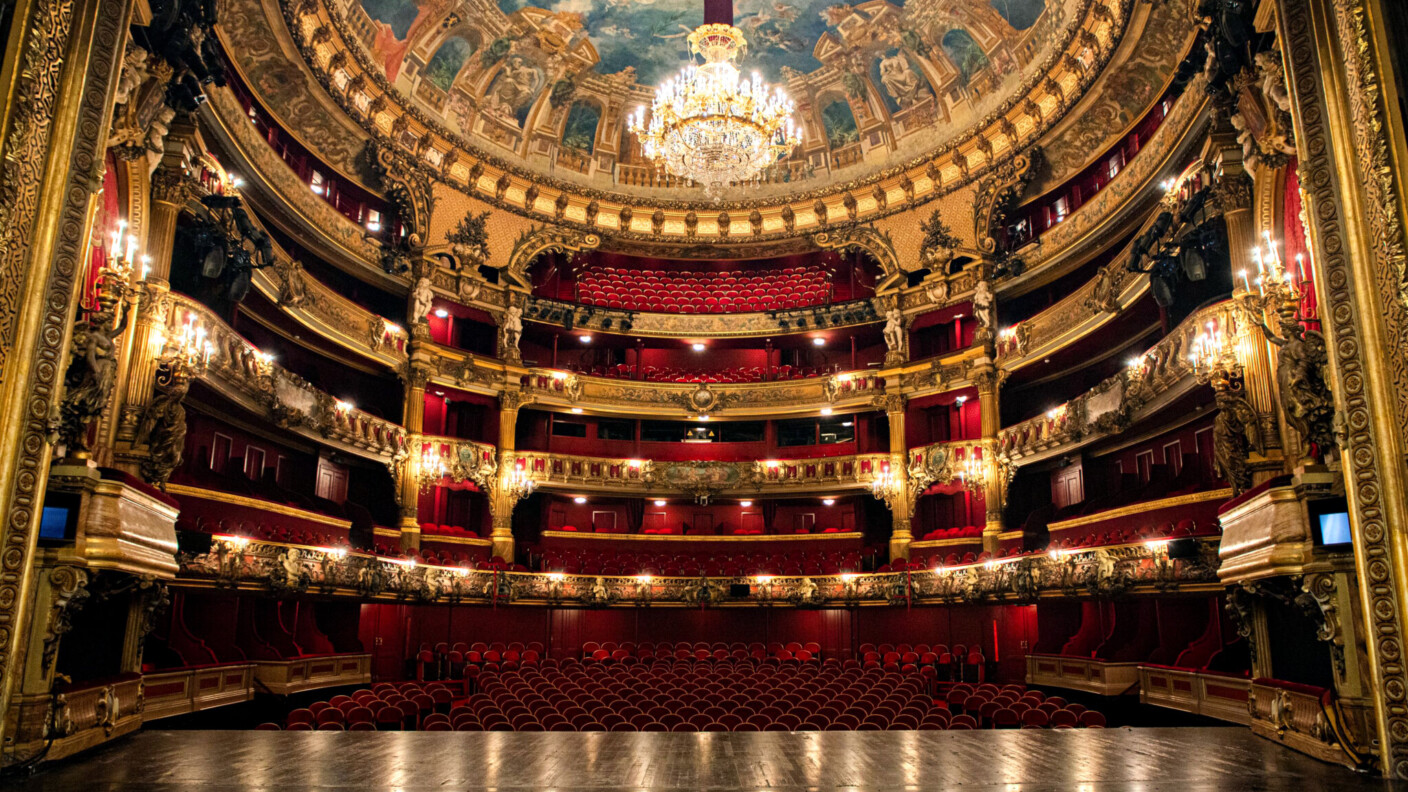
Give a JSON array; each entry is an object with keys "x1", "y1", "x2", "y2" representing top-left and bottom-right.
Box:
[
  {"x1": 398, "y1": 358, "x2": 433, "y2": 551},
  {"x1": 490, "y1": 390, "x2": 527, "y2": 562},
  {"x1": 111, "y1": 166, "x2": 197, "y2": 471},
  {"x1": 974, "y1": 363, "x2": 1004, "y2": 554},
  {"x1": 0, "y1": 0, "x2": 136, "y2": 746},
  {"x1": 1275, "y1": 0, "x2": 1408, "y2": 776},
  {"x1": 881, "y1": 392, "x2": 911, "y2": 561},
  {"x1": 1211, "y1": 156, "x2": 1286, "y2": 486}
]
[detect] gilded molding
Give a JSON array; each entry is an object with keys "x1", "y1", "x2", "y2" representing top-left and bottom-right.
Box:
[
  {"x1": 1278, "y1": 0, "x2": 1408, "y2": 776},
  {"x1": 0, "y1": 0, "x2": 129, "y2": 734}
]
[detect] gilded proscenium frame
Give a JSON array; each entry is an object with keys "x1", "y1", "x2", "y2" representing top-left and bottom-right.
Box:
[
  {"x1": 1275, "y1": 0, "x2": 1408, "y2": 777},
  {"x1": 0, "y1": 0, "x2": 133, "y2": 748}
]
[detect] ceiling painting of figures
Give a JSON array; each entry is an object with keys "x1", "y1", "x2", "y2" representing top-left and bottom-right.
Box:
[{"x1": 323, "y1": 0, "x2": 1147, "y2": 194}]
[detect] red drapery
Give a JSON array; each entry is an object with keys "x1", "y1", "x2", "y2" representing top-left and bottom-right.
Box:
[{"x1": 1282, "y1": 159, "x2": 1320, "y2": 331}]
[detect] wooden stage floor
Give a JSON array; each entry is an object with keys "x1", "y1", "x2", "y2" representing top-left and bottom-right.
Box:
[{"x1": 8, "y1": 727, "x2": 1399, "y2": 791}]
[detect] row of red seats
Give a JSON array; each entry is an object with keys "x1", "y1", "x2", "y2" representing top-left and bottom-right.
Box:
[
  {"x1": 1047, "y1": 517, "x2": 1216, "y2": 550},
  {"x1": 554, "y1": 524, "x2": 850, "y2": 537},
  {"x1": 180, "y1": 517, "x2": 346, "y2": 549},
  {"x1": 537, "y1": 548, "x2": 865, "y2": 576},
  {"x1": 943, "y1": 683, "x2": 1106, "y2": 728},
  {"x1": 265, "y1": 681, "x2": 456, "y2": 731},
  {"x1": 570, "y1": 364, "x2": 828, "y2": 383},
  {"x1": 917, "y1": 525, "x2": 985, "y2": 542},
  {"x1": 439, "y1": 662, "x2": 1104, "y2": 732},
  {"x1": 576, "y1": 266, "x2": 832, "y2": 314},
  {"x1": 419, "y1": 522, "x2": 483, "y2": 539}
]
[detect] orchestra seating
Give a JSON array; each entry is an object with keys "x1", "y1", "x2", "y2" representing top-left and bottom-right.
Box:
[
  {"x1": 576, "y1": 265, "x2": 832, "y2": 313},
  {"x1": 257, "y1": 650, "x2": 1109, "y2": 732}
]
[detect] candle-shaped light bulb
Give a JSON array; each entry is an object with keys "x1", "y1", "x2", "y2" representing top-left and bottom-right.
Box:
[
  {"x1": 1239, "y1": 269, "x2": 1250, "y2": 292},
  {"x1": 1295, "y1": 253, "x2": 1305, "y2": 282},
  {"x1": 141, "y1": 255, "x2": 151, "y2": 280},
  {"x1": 1252, "y1": 247, "x2": 1264, "y2": 275},
  {"x1": 126, "y1": 235, "x2": 137, "y2": 265}
]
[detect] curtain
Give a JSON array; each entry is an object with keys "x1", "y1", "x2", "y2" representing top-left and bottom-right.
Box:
[
  {"x1": 625, "y1": 497, "x2": 644, "y2": 533},
  {"x1": 761, "y1": 500, "x2": 778, "y2": 533}
]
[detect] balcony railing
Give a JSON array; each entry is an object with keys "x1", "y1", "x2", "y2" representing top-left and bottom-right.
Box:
[
  {"x1": 508, "y1": 451, "x2": 892, "y2": 497},
  {"x1": 177, "y1": 533, "x2": 1222, "y2": 606}
]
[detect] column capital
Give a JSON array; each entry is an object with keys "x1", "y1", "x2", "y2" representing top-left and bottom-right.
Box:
[{"x1": 149, "y1": 166, "x2": 199, "y2": 205}]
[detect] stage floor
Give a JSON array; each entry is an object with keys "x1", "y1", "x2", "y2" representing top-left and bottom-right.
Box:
[{"x1": 8, "y1": 727, "x2": 1398, "y2": 791}]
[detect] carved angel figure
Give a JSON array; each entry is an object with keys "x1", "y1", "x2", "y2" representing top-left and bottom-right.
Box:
[
  {"x1": 973, "y1": 280, "x2": 996, "y2": 332},
  {"x1": 410, "y1": 276, "x2": 435, "y2": 324},
  {"x1": 134, "y1": 375, "x2": 191, "y2": 488},
  {"x1": 883, "y1": 307, "x2": 905, "y2": 354},
  {"x1": 1254, "y1": 50, "x2": 1292, "y2": 113},
  {"x1": 1268, "y1": 322, "x2": 1335, "y2": 457},
  {"x1": 59, "y1": 298, "x2": 129, "y2": 455},
  {"x1": 1212, "y1": 384, "x2": 1266, "y2": 494},
  {"x1": 500, "y1": 303, "x2": 523, "y2": 358}
]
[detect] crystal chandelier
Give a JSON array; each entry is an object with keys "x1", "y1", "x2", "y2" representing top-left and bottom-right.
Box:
[{"x1": 627, "y1": 8, "x2": 799, "y2": 199}]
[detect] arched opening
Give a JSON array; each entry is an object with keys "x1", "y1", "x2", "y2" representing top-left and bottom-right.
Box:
[{"x1": 422, "y1": 34, "x2": 477, "y2": 92}]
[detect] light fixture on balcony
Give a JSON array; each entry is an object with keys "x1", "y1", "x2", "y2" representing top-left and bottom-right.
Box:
[
  {"x1": 869, "y1": 465, "x2": 900, "y2": 510},
  {"x1": 957, "y1": 450, "x2": 986, "y2": 494},
  {"x1": 504, "y1": 465, "x2": 536, "y2": 501},
  {"x1": 418, "y1": 446, "x2": 449, "y2": 493},
  {"x1": 626, "y1": 0, "x2": 799, "y2": 199},
  {"x1": 692, "y1": 342, "x2": 706, "y2": 352},
  {"x1": 822, "y1": 498, "x2": 835, "y2": 506}
]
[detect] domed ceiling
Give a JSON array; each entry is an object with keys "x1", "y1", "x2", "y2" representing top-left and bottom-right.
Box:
[{"x1": 335, "y1": 0, "x2": 1093, "y2": 196}]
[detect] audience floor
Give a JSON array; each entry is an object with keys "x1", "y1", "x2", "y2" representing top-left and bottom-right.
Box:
[{"x1": 8, "y1": 727, "x2": 1399, "y2": 791}]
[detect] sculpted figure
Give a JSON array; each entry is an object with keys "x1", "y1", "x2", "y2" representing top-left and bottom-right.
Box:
[
  {"x1": 59, "y1": 297, "x2": 129, "y2": 455},
  {"x1": 135, "y1": 375, "x2": 192, "y2": 488},
  {"x1": 883, "y1": 307, "x2": 905, "y2": 354},
  {"x1": 973, "y1": 280, "x2": 996, "y2": 333},
  {"x1": 500, "y1": 303, "x2": 523, "y2": 359},
  {"x1": 410, "y1": 276, "x2": 434, "y2": 324},
  {"x1": 879, "y1": 53, "x2": 928, "y2": 107}
]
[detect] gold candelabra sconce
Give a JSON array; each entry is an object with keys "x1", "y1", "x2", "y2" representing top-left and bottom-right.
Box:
[
  {"x1": 418, "y1": 444, "x2": 450, "y2": 494},
  {"x1": 503, "y1": 463, "x2": 537, "y2": 502},
  {"x1": 1237, "y1": 231, "x2": 1309, "y2": 342},
  {"x1": 1187, "y1": 315, "x2": 1243, "y2": 388},
  {"x1": 156, "y1": 313, "x2": 212, "y2": 386},
  {"x1": 957, "y1": 449, "x2": 986, "y2": 494},
  {"x1": 869, "y1": 463, "x2": 901, "y2": 510}
]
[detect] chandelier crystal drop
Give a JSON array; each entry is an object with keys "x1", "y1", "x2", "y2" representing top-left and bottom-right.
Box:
[{"x1": 627, "y1": 24, "x2": 800, "y2": 199}]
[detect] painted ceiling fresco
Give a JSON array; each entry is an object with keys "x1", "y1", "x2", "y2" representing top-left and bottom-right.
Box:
[{"x1": 333, "y1": 0, "x2": 1099, "y2": 193}]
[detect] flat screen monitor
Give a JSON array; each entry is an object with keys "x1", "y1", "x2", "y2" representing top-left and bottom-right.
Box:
[
  {"x1": 1318, "y1": 511, "x2": 1352, "y2": 546},
  {"x1": 39, "y1": 504, "x2": 76, "y2": 543}
]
